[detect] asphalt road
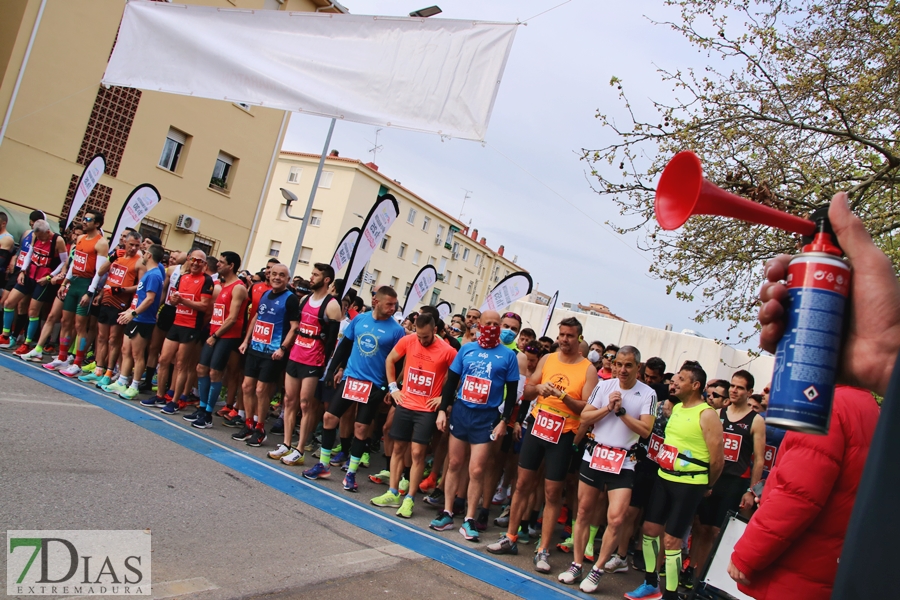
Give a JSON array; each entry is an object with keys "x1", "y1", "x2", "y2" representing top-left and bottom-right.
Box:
[{"x1": 0, "y1": 355, "x2": 644, "y2": 599}]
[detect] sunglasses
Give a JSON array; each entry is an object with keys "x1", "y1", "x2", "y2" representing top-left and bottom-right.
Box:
[
  {"x1": 603, "y1": 353, "x2": 616, "y2": 359},
  {"x1": 190, "y1": 257, "x2": 205, "y2": 263},
  {"x1": 709, "y1": 392, "x2": 727, "y2": 400},
  {"x1": 83, "y1": 217, "x2": 95, "y2": 223},
  {"x1": 502, "y1": 312, "x2": 522, "y2": 322}
]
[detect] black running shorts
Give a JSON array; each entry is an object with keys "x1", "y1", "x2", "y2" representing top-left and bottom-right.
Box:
[
  {"x1": 579, "y1": 460, "x2": 635, "y2": 491},
  {"x1": 166, "y1": 324, "x2": 201, "y2": 344},
  {"x1": 125, "y1": 321, "x2": 155, "y2": 340},
  {"x1": 285, "y1": 360, "x2": 324, "y2": 380},
  {"x1": 199, "y1": 337, "x2": 241, "y2": 372},
  {"x1": 156, "y1": 304, "x2": 176, "y2": 332},
  {"x1": 327, "y1": 378, "x2": 386, "y2": 426},
  {"x1": 643, "y1": 474, "x2": 707, "y2": 539},
  {"x1": 517, "y1": 416, "x2": 576, "y2": 482},
  {"x1": 390, "y1": 405, "x2": 438, "y2": 445},
  {"x1": 696, "y1": 474, "x2": 749, "y2": 528},
  {"x1": 243, "y1": 350, "x2": 284, "y2": 384}
]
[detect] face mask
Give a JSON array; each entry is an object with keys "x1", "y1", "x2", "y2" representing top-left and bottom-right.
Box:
[
  {"x1": 477, "y1": 324, "x2": 501, "y2": 349},
  {"x1": 588, "y1": 350, "x2": 601, "y2": 363},
  {"x1": 500, "y1": 329, "x2": 517, "y2": 345}
]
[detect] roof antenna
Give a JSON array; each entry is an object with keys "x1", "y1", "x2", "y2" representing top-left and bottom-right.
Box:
[
  {"x1": 459, "y1": 188, "x2": 473, "y2": 220},
  {"x1": 366, "y1": 128, "x2": 384, "y2": 163}
]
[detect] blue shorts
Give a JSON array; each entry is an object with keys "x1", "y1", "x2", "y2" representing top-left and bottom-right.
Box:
[{"x1": 449, "y1": 402, "x2": 499, "y2": 445}]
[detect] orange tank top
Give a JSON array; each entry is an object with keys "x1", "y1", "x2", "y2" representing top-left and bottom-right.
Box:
[
  {"x1": 103, "y1": 253, "x2": 141, "y2": 309},
  {"x1": 531, "y1": 353, "x2": 590, "y2": 433},
  {"x1": 73, "y1": 233, "x2": 102, "y2": 278}
]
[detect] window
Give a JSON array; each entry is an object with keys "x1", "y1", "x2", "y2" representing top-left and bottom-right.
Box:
[
  {"x1": 413, "y1": 250, "x2": 421, "y2": 265},
  {"x1": 404, "y1": 282, "x2": 412, "y2": 297},
  {"x1": 287, "y1": 166, "x2": 302, "y2": 183},
  {"x1": 371, "y1": 269, "x2": 381, "y2": 286},
  {"x1": 380, "y1": 235, "x2": 390, "y2": 251},
  {"x1": 462, "y1": 248, "x2": 470, "y2": 261},
  {"x1": 139, "y1": 217, "x2": 166, "y2": 245},
  {"x1": 438, "y1": 257, "x2": 447, "y2": 274},
  {"x1": 310, "y1": 209, "x2": 323, "y2": 227},
  {"x1": 429, "y1": 288, "x2": 441, "y2": 306},
  {"x1": 390, "y1": 276, "x2": 399, "y2": 289},
  {"x1": 398, "y1": 243, "x2": 407, "y2": 259},
  {"x1": 452, "y1": 241, "x2": 460, "y2": 255},
  {"x1": 445, "y1": 227, "x2": 455, "y2": 245},
  {"x1": 159, "y1": 127, "x2": 187, "y2": 172},
  {"x1": 210, "y1": 151, "x2": 236, "y2": 190},
  {"x1": 474, "y1": 254, "x2": 482, "y2": 267},
  {"x1": 298, "y1": 246, "x2": 312, "y2": 264},
  {"x1": 456, "y1": 275, "x2": 462, "y2": 288},
  {"x1": 422, "y1": 216, "x2": 431, "y2": 232},
  {"x1": 445, "y1": 269, "x2": 452, "y2": 282},
  {"x1": 317, "y1": 171, "x2": 334, "y2": 188},
  {"x1": 407, "y1": 208, "x2": 417, "y2": 224},
  {"x1": 268, "y1": 240, "x2": 281, "y2": 258},
  {"x1": 192, "y1": 233, "x2": 217, "y2": 257},
  {"x1": 467, "y1": 280, "x2": 473, "y2": 293},
  {"x1": 436, "y1": 224, "x2": 445, "y2": 241},
  {"x1": 427, "y1": 256, "x2": 436, "y2": 266}
]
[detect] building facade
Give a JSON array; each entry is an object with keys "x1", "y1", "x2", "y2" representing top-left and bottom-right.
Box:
[
  {"x1": 247, "y1": 152, "x2": 525, "y2": 316},
  {"x1": 0, "y1": 0, "x2": 340, "y2": 257}
]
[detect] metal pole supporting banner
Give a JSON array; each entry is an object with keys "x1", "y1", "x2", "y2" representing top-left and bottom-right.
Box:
[{"x1": 289, "y1": 117, "x2": 336, "y2": 277}]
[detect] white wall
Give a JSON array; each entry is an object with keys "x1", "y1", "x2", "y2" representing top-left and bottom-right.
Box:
[{"x1": 512, "y1": 300, "x2": 775, "y2": 389}]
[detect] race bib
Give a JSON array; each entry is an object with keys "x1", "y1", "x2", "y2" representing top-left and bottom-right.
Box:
[
  {"x1": 763, "y1": 444, "x2": 777, "y2": 471},
  {"x1": 107, "y1": 262, "x2": 127, "y2": 286},
  {"x1": 294, "y1": 321, "x2": 320, "y2": 349},
  {"x1": 723, "y1": 432, "x2": 742, "y2": 462},
  {"x1": 130, "y1": 294, "x2": 138, "y2": 310},
  {"x1": 32, "y1": 248, "x2": 50, "y2": 267},
  {"x1": 175, "y1": 292, "x2": 195, "y2": 316},
  {"x1": 342, "y1": 377, "x2": 372, "y2": 403},
  {"x1": 15, "y1": 250, "x2": 25, "y2": 269},
  {"x1": 647, "y1": 433, "x2": 665, "y2": 464},
  {"x1": 656, "y1": 443, "x2": 679, "y2": 471},
  {"x1": 251, "y1": 320, "x2": 274, "y2": 345},
  {"x1": 589, "y1": 444, "x2": 627, "y2": 474},
  {"x1": 461, "y1": 375, "x2": 491, "y2": 405},
  {"x1": 531, "y1": 409, "x2": 565, "y2": 444},
  {"x1": 210, "y1": 303, "x2": 225, "y2": 326},
  {"x1": 405, "y1": 367, "x2": 435, "y2": 397},
  {"x1": 73, "y1": 250, "x2": 88, "y2": 274}
]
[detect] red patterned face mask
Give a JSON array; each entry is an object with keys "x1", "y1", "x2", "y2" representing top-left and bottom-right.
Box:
[{"x1": 478, "y1": 324, "x2": 501, "y2": 349}]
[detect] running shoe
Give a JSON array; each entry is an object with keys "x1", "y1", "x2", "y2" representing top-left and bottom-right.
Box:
[
  {"x1": 343, "y1": 471, "x2": 358, "y2": 492},
  {"x1": 303, "y1": 462, "x2": 330, "y2": 480},
  {"x1": 159, "y1": 401, "x2": 179, "y2": 415},
  {"x1": 151, "y1": 373, "x2": 158, "y2": 387},
  {"x1": 246, "y1": 429, "x2": 267, "y2": 447},
  {"x1": 13, "y1": 343, "x2": 31, "y2": 356},
  {"x1": 429, "y1": 511, "x2": 454, "y2": 531},
  {"x1": 216, "y1": 405, "x2": 234, "y2": 418},
  {"x1": 492, "y1": 486, "x2": 508, "y2": 506},
  {"x1": 558, "y1": 505, "x2": 568, "y2": 524},
  {"x1": 42, "y1": 344, "x2": 55, "y2": 355},
  {"x1": 371, "y1": 490, "x2": 401, "y2": 508},
  {"x1": 267, "y1": 444, "x2": 293, "y2": 460},
  {"x1": 78, "y1": 371, "x2": 102, "y2": 383},
  {"x1": 139, "y1": 396, "x2": 157, "y2": 406},
  {"x1": 584, "y1": 537, "x2": 596, "y2": 562},
  {"x1": 192, "y1": 414, "x2": 212, "y2": 429},
  {"x1": 304, "y1": 439, "x2": 321, "y2": 454},
  {"x1": 0, "y1": 334, "x2": 12, "y2": 349},
  {"x1": 604, "y1": 554, "x2": 629, "y2": 574},
  {"x1": 399, "y1": 477, "x2": 410, "y2": 495},
  {"x1": 120, "y1": 387, "x2": 140, "y2": 401},
  {"x1": 329, "y1": 451, "x2": 349, "y2": 467},
  {"x1": 360, "y1": 452, "x2": 370, "y2": 468},
  {"x1": 623, "y1": 583, "x2": 662, "y2": 599},
  {"x1": 459, "y1": 519, "x2": 479, "y2": 542},
  {"x1": 494, "y1": 504, "x2": 511, "y2": 527},
  {"x1": 557, "y1": 536, "x2": 573, "y2": 553},
  {"x1": 452, "y1": 496, "x2": 465, "y2": 517},
  {"x1": 558, "y1": 562, "x2": 583, "y2": 584},
  {"x1": 680, "y1": 565, "x2": 695, "y2": 590},
  {"x1": 183, "y1": 408, "x2": 205, "y2": 422},
  {"x1": 475, "y1": 509, "x2": 489, "y2": 532},
  {"x1": 102, "y1": 381, "x2": 128, "y2": 395},
  {"x1": 281, "y1": 448, "x2": 305, "y2": 466},
  {"x1": 534, "y1": 549, "x2": 551, "y2": 573},
  {"x1": 486, "y1": 535, "x2": 518, "y2": 555},
  {"x1": 632, "y1": 550, "x2": 646, "y2": 571},
  {"x1": 397, "y1": 496, "x2": 414, "y2": 518},
  {"x1": 20, "y1": 348, "x2": 43, "y2": 362},
  {"x1": 579, "y1": 567, "x2": 604, "y2": 593},
  {"x1": 95, "y1": 375, "x2": 112, "y2": 388},
  {"x1": 419, "y1": 472, "x2": 438, "y2": 494},
  {"x1": 231, "y1": 425, "x2": 254, "y2": 441},
  {"x1": 223, "y1": 414, "x2": 244, "y2": 428},
  {"x1": 81, "y1": 361, "x2": 96, "y2": 373},
  {"x1": 59, "y1": 364, "x2": 82, "y2": 377},
  {"x1": 424, "y1": 488, "x2": 444, "y2": 507},
  {"x1": 368, "y1": 470, "x2": 390, "y2": 485},
  {"x1": 138, "y1": 379, "x2": 154, "y2": 394},
  {"x1": 269, "y1": 417, "x2": 284, "y2": 435},
  {"x1": 176, "y1": 397, "x2": 190, "y2": 412}
]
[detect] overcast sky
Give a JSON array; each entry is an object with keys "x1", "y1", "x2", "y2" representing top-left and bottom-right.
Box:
[{"x1": 281, "y1": 0, "x2": 758, "y2": 346}]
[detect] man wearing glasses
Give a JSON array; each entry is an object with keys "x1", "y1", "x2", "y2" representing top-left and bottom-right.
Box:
[
  {"x1": 599, "y1": 345, "x2": 618, "y2": 380},
  {"x1": 706, "y1": 380, "x2": 730, "y2": 409}
]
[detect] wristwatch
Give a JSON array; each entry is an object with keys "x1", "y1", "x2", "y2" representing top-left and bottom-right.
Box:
[
  {"x1": 615, "y1": 407, "x2": 627, "y2": 417},
  {"x1": 131, "y1": 310, "x2": 138, "y2": 318}
]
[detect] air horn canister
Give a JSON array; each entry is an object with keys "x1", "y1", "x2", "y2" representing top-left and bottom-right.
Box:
[{"x1": 655, "y1": 151, "x2": 850, "y2": 434}]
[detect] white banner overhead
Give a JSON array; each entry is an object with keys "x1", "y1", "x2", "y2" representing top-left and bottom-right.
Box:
[
  {"x1": 103, "y1": 2, "x2": 518, "y2": 141},
  {"x1": 481, "y1": 271, "x2": 533, "y2": 314}
]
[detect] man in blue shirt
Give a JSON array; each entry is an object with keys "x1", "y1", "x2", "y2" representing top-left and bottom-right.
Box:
[
  {"x1": 303, "y1": 286, "x2": 404, "y2": 488},
  {"x1": 430, "y1": 310, "x2": 520, "y2": 542}
]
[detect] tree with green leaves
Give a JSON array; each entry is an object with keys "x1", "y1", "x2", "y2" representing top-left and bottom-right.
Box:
[{"x1": 583, "y1": 0, "x2": 899, "y2": 340}]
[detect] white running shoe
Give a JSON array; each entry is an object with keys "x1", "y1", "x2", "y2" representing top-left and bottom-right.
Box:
[
  {"x1": 59, "y1": 363, "x2": 82, "y2": 377},
  {"x1": 603, "y1": 554, "x2": 629, "y2": 574},
  {"x1": 21, "y1": 348, "x2": 43, "y2": 362},
  {"x1": 267, "y1": 443, "x2": 292, "y2": 460},
  {"x1": 43, "y1": 358, "x2": 67, "y2": 371}
]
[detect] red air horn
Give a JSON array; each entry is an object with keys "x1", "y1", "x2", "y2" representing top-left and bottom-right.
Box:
[{"x1": 654, "y1": 151, "x2": 816, "y2": 236}]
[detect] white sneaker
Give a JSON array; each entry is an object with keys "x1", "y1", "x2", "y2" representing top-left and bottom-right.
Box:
[
  {"x1": 603, "y1": 554, "x2": 629, "y2": 574},
  {"x1": 59, "y1": 363, "x2": 82, "y2": 377},
  {"x1": 43, "y1": 358, "x2": 67, "y2": 371},
  {"x1": 281, "y1": 448, "x2": 304, "y2": 466},
  {"x1": 65, "y1": 355, "x2": 75, "y2": 365},
  {"x1": 267, "y1": 443, "x2": 292, "y2": 460},
  {"x1": 21, "y1": 348, "x2": 43, "y2": 362},
  {"x1": 492, "y1": 486, "x2": 508, "y2": 505}
]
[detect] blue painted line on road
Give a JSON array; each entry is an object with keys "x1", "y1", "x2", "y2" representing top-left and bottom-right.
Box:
[{"x1": 1, "y1": 355, "x2": 593, "y2": 600}]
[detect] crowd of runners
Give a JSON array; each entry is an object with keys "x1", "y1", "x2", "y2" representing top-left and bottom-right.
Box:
[{"x1": 1, "y1": 208, "x2": 788, "y2": 600}]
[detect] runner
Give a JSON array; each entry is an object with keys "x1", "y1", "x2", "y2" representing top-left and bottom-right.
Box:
[
  {"x1": 429, "y1": 310, "x2": 519, "y2": 542},
  {"x1": 301, "y1": 286, "x2": 404, "y2": 481},
  {"x1": 100, "y1": 244, "x2": 165, "y2": 400},
  {"x1": 624, "y1": 363, "x2": 724, "y2": 600},
  {"x1": 1, "y1": 209, "x2": 44, "y2": 342},
  {"x1": 371, "y1": 312, "x2": 456, "y2": 515},
  {"x1": 459, "y1": 308, "x2": 480, "y2": 345},
  {"x1": 185, "y1": 251, "x2": 248, "y2": 428},
  {"x1": 557, "y1": 346, "x2": 656, "y2": 593},
  {"x1": 139, "y1": 250, "x2": 187, "y2": 394},
  {"x1": 0, "y1": 212, "x2": 15, "y2": 304},
  {"x1": 269, "y1": 263, "x2": 341, "y2": 464},
  {"x1": 487, "y1": 317, "x2": 598, "y2": 574},
  {"x1": 2, "y1": 220, "x2": 67, "y2": 354},
  {"x1": 153, "y1": 249, "x2": 214, "y2": 414},
  {"x1": 79, "y1": 230, "x2": 144, "y2": 387},
  {"x1": 234, "y1": 263, "x2": 299, "y2": 447},
  {"x1": 52, "y1": 210, "x2": 110, "y2": 376}
]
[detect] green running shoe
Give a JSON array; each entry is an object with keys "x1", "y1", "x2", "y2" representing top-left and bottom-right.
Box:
[
  {"x1": 396, "y1": 496, "x2": 414, "y2": 518},
  {"x1": 371, "y1": 490, "x2": 402, "y2": 508},
  {"x1": 119, "y1": 386, "x2": 139, "y2": 401},
  {"x1": 102, "y1": 381, "x2": 128, "y2": 395},
  {"x1": 81, "y1": 361, "x2": 97, "y2": 373},
  {"x1": 95, "y1": 375, "x2": 112, "y2": 388}
]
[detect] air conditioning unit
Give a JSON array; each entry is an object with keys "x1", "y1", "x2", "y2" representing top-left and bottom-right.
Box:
[
  {"x1": 175, "y1": 214, "x2": 200, "y2": 233},
  {"x1": 436, "y1": 273, "x2": 445, "y2": 281},
  {"x1": 434, "y1": 235, "x2": 442, "y2": 245},
  {"x1": 451, "y1": 251, "x2": 459, "y2": 260}
]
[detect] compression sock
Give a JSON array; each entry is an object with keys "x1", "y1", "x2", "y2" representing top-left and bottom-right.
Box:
[
  {"x1": 13, "y1": 313, "x2": 27, "y2": 337},
  {"x1": 665, "y1": 549, "x2": 682, "y2": 594},
  {"x1": 340, "y1": 436, "x2": 351, "y2": 454},
  {"x1": 197, "y1": 375, "x2": 211, "y2": 410},
  {"x1": 58, "y1": 337, "x2": 71, "y2": 361},
  {"x1": 588, "y1": 525, "x2": 600, "y2": 550},
  {"x1": 643, "y1": 535, "x2": 660, "y2": 586},
  {"x1": 2, "y1": 307, "x2": 14, "y2": 334},
  {"x1": 208, "y1": 380, "x2": 224, "y2": 412},
  {"x1": 26, "y1": 317, "x2": 40, "y2": 344},
  {"x1": 320, "y1": 428, "x2": 338, "y2": 465},
  {"x1": 348, "y1": 438, "x2": 367, "y2": 474},
  {"x1": 74, "y1": 337, "x2": 88, "y2": 366}
]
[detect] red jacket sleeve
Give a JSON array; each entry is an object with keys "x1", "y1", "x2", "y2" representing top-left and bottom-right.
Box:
[{"x1": 731, "y1": 408, "x2": 846, "y2": 576}]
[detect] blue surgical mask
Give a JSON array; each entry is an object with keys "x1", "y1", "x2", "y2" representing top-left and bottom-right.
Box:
[{"x1": 500, "y1": 329, "x2": 517, "y2": 345}]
